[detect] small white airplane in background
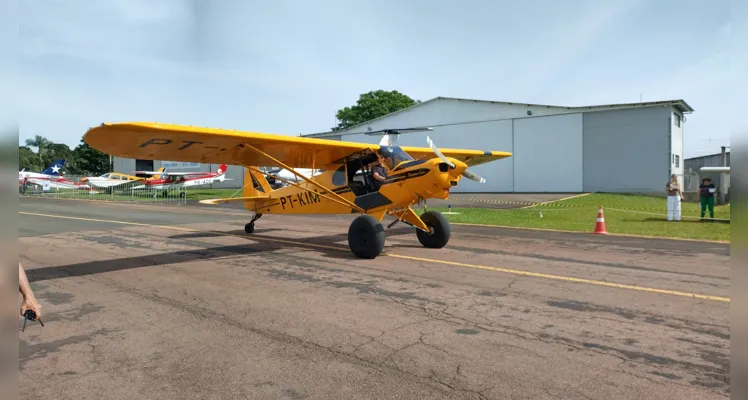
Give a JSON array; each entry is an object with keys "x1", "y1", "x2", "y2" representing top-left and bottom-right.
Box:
[
  {"x1": 265, "y1": 168, "x2": 323, "y2": 188},
  {"x1": 81, "y1": 169, "x2": 164, "y2": 190}
]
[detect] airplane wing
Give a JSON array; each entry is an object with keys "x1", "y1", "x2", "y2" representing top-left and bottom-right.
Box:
[
  {"x1": 132, "y1": 170, "x2": 206, "y2": 176},
  {"x1": 83, "y1": 122, "x2": 511, "y2": 169},
  {"x1": 162, "y1": 171, "x2": 221, "y2": 176},
  {"x1": 401, "y1": 146, "x2": 512, "y2": 167},
  {"x1": 133, "y1": 171, "x2": 165, "y2": 176},
  {"x1": 700, "y1": 166, "x2": 730, "y2": 173},
  {"x1": 84, "y1": 122, "x2": 377, "y2": 169}
]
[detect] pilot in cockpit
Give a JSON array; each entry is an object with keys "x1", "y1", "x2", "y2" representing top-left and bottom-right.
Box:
[{"x1": 369, "y1": 156, "x2": 388, "y2": 191}]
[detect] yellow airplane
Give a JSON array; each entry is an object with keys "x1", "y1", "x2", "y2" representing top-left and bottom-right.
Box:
[
  {"x1": 80, "y1": 167, "x2": 166, "y2": 190},
  {"x1": 83, "y1": 122, "x2": 512, "y2": 259}
]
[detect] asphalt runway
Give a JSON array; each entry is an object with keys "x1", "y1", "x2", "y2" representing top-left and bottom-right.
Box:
[{"x1": 18, "y1": 197, "x2": 730, "y2": 399}]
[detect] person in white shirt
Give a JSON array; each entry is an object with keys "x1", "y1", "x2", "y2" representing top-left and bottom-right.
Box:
[{"x1": 665, "y1": 174, "x2": 684, "y2": 221}]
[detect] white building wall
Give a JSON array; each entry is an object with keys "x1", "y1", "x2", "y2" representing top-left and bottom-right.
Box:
[
  {"x1": 670, "y1": 111, "x2": 684, "y2": 179},
  {"x1": 513, "y1": 113, "x2": 584, "y2": 192},
  {"x1": 582, "y1": 107, "x2": 671, "y2": 193},
  {"x1": 333, "y1": 98, "x2": 574, "y2": 136}
]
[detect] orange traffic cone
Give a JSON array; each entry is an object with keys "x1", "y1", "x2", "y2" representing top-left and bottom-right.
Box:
[{"x1": 593, "y1": 206, "x2": 608, "y2": 235}]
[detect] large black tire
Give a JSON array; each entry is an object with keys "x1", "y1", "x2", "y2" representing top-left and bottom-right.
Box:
[
  {"x1": 348, "y1": 214, "x2": 386, "y2": 259},
  {"x1": 244, "y1": 222, "x2": 255, "y2": 234},
  {"x1": 416, "y1": 211, "x2": 451, "y2": 248}
]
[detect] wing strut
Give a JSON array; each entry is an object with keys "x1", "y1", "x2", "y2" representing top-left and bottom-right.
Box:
[{"x1": 239, "y1": 142, "x2": 366, "y2": 213}]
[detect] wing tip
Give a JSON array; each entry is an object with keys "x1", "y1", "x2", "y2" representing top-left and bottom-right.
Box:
[
  {"x1": 199, "y1": 196, "x2": 270, "y2": 205},
  {"x1": 199, "y1": 198, "x2": 222, "y2": 205}
]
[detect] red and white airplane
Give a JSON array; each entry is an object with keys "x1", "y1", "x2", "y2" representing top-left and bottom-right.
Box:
[
  {"x1": 19, "y1": 159, "x2": 93, "y2": 192},
  {"x1": 130, "y1": 164, "x2": 232, "y2": 195}
]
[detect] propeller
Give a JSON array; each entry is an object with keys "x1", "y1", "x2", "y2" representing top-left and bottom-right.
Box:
[
  {"x1": 426, "y1": 136, "x2": 454, "y2": 168},
  {"x1": 461, "y1": 169, "x2": 486, "y2": 184},
  {"x1": 426, "y1": 136, "x2": 486, "y2": 184}
]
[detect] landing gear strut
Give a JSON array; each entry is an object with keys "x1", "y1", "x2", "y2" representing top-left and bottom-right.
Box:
[
  {"x1": 348, "y1": 214, "x2": 386, "y2": 259},
  {"x1": 245, "y1": 213, "x2": 263, "y2": 234}
]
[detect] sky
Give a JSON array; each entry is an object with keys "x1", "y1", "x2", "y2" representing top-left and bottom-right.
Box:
[{"x1": 12, "y1": 0, "x2": 739, "y2": 159}]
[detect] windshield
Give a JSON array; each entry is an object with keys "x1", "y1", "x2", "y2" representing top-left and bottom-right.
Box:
[{"x1": 378, "y1": 145, "x2": 414, "y2": 170}]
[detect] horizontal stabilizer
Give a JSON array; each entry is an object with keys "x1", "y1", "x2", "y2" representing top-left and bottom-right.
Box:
[{"x1": 199, "y1": 196, "x2": 269, "y2": 205}]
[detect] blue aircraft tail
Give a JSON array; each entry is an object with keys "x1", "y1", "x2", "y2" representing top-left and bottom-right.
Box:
[{"x1": 41, "y1": 160, "x2": 65, "y2": 175}]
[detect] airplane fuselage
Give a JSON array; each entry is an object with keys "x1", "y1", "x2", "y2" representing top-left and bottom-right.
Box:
[{"x1": 242, "y1": 155, "x2": 466, "y2": 220}]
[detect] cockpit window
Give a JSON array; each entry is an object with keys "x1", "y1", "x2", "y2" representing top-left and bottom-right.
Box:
[{"x1": 378, "y1": 145, "x2": 414, "y2": 170}]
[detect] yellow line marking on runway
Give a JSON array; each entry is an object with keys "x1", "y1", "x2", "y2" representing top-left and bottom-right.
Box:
[
  {"x1": 387, "y1": 254, "x2": 729, "y2": 302},
  {"x1": 19, "y1": 211, "x2": 730, "y2": 303}
]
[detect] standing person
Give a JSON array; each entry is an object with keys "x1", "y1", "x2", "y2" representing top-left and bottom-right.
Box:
[
  {"x1": 19, "y1": 262, "x2": 41, "y2": 320},
  {"x1": 665, "y1": 174, "x2": 683, "y2": 221},
  {"x1": 699, "y1": 177, "x2": 716, "y2": 221}
]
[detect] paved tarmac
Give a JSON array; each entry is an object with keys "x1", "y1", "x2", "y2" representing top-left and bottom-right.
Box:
[{"x1": 18, "y1": 197, "x2": 730, "y2": 399}]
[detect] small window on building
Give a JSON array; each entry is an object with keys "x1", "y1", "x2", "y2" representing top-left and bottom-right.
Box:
[
  {"x1": 674, "y1": 113, "x2": 681, "y2": 127},
  {"x1": 675, "y1": 155, "x2": 680, "y2": 168}
]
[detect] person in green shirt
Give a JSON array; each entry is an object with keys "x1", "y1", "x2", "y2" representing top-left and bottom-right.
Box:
[{"x1": 698, "y1": 177, "x2": 716, "y2": 221}]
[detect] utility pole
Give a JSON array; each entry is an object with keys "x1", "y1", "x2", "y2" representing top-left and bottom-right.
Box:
[
  {"x1": 721, "y1": 146, "x2": 727, "y2": 166},
  {"x1": 719, "y1": 146, "x2": 728, "y2": 204}
]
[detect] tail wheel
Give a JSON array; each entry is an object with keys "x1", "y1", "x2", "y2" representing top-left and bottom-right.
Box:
[
  {"x1": 416, "y1": 211, "x2": 451, "y2": 248},
  {"x1": 244, "y1": 223, "x2": 255, "y2": 234},
  {"x1": 348, "y1": 214, "x2": 386, "y2": 259}
]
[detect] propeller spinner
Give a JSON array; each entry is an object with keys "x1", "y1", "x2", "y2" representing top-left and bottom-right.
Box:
[{"x1": 426, "y1": 136, "x2": 486, "y2": 184}]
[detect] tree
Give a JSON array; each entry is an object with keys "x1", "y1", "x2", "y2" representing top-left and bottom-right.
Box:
[
  {"x1": 332, "y1": 90, "x2": 420, "y2": 131},
  {"x1": 19, "y1": 146, "x2": 41, "y2": 172},
  {"x1": 44, "y1": 143, "x2": 73, "y2": 169},
  {"x1": 18, "y1": 135, "x2": 109, "y2": 176},
  {"x1": 24, "y1": 135, "x2": 52, "y2": 168},
  {"x1": 69, "y1": 139, "x2": 110, "y2": 176}
]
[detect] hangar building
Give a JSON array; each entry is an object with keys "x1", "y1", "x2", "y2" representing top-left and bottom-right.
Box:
[{"x1": 302, "y1": 97, "x2": 694, "y2": 194}]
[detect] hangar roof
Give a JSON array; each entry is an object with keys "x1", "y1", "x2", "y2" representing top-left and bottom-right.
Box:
[{"x1": 303, "y1": 96, "x2": 694, "y2": 138}]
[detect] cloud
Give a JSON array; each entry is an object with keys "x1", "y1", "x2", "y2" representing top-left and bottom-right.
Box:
[{"x1": 16, "y1": 0, "x2": 735, "y2": 158}]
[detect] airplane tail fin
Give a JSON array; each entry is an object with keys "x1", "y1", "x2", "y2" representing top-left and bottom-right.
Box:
[
  {"x1": 213, "y1": 164, "x2": 229, "y2": 182},
  {"x1": 243, "y1": 167, "x2": 273, "y2": 198},
  {"x1": 41, "y1": 159, "x2": 65, "y2": 175},
  {"x1": 199, "y1": 167, "x2": 271, "y2": 210}
]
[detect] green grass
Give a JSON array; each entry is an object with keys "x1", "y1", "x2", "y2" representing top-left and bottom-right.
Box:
[{"x1": 429, "y1": 193, "x2": 730, "y2": 242}]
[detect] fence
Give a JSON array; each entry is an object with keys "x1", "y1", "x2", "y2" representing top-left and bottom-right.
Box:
[
  {"x1": 17, "y1": 175, "x2": 204, "y2": 204},
  {"x1": 679, "y1": 171, "x2": 700, "y2": 194}
]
